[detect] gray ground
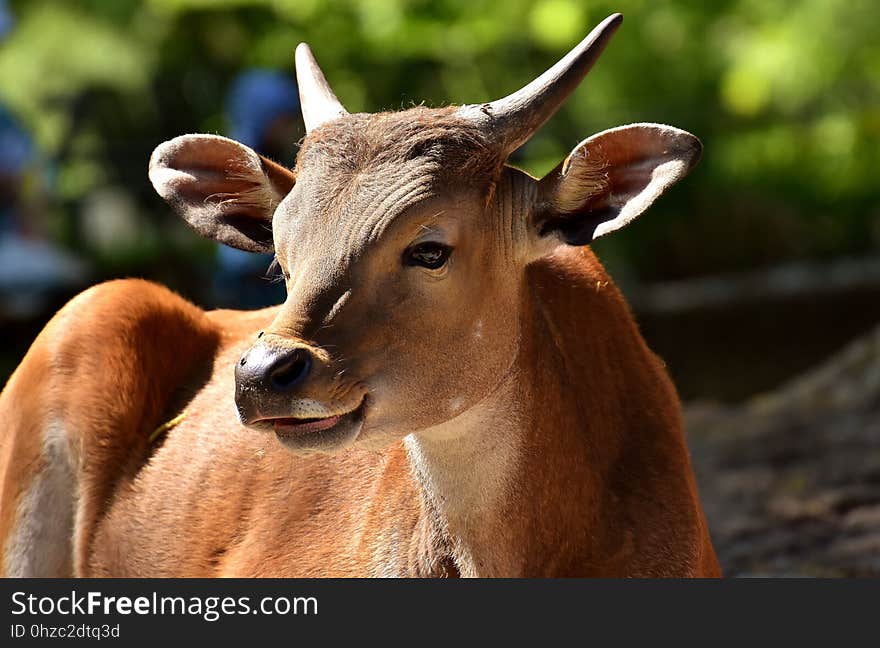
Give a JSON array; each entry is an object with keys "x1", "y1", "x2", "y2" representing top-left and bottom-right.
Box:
[{"x1": 686, "y1": 325, "x2": 880, "y2": 576}]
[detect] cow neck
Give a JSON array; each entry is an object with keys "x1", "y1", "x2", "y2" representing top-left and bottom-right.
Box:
[{"x1": 403, "y1": 269, "x2": 605, "y2": 576}]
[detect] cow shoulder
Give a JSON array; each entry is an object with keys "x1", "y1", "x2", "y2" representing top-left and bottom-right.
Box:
[
  {"x1": 47, "y1": 278, "x2": 218, "y2": 464},
  {"x1": 1, "y1": 279, "x2": 223, "y2": 574}
]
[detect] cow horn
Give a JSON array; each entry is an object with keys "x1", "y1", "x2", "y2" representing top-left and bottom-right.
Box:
[
  {"x1": 295, "y1": 43, "x2": 349, "y2": 133},
  {"x1": 459, "y1": 13, "x2": 623, "y2": 155}
]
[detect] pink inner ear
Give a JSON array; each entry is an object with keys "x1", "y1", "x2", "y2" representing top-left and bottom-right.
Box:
[
  {"x1": 151, "y1": 134, "x2": 295, "y2": 216},
  {"x1": 587, "y1": 159, "x2": 658, "y2": 211},
  {"x1": 150, "y1": 134, "x2": 294, "y2": 252},
  {"x1": 538, "y1": 123, "x2": 701, "y2": 244},
  {"x1": 166, "y1": 169, "x2": 264, "y2": 209}
]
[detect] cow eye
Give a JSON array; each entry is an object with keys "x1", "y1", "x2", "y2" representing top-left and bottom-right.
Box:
[{"x1": 404, "y1": 242, "x2": 451, "y2": 270}]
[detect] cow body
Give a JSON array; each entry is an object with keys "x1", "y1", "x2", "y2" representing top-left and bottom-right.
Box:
[
  {"x1": 0, "y1": 14, "x2": 720, "y2": 577},
  {"x1": 1, "y1": 248, "x2": 718, "y2": 577}
]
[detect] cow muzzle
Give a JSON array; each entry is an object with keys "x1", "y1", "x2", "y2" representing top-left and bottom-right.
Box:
[{"x1": 234, "y1": 337, "x2": 366, "y2": 453}]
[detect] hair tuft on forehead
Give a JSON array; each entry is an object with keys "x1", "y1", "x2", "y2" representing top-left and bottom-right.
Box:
[{"x1": 295, "y1": 106, "x2": 502, "y2": 182}]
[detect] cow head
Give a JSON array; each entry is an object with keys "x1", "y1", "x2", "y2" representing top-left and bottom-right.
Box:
[{"x1": 149, "y1": 14, "x2": 701, "y2": 455}]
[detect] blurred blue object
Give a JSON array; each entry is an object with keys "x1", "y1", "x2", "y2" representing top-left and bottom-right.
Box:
[
  {"x1": 0, "y1": 105, "x2": 33, "y2": 177},
  {"x1": 0, "y1": 103, "x2": 88, "y2": 316},
  {"x1": 226, "y1": 69, "x2": 300, "y2": 149},
  {"x1": 0, "y1": 234, "x2": 88, "y2": 317}
]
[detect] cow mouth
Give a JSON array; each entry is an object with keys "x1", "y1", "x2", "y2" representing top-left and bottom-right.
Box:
[
  {"x1": 261, "y1": 399, "x2": 367, "y2": 449},
  {"x1": 272, "y1": 415, "x2": 343, "y2": 436}
]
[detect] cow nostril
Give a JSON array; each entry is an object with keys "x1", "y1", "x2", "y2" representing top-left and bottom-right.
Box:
[{"x1": 268, "y1": 350, "x2": 312, "y2": 391}]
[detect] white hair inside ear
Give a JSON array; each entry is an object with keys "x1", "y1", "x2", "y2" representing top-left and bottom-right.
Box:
[{"x1": 534, "y1": 123, "x2": 702, "y2": 249}]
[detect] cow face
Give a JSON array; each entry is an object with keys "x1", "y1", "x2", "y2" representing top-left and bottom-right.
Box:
[{"x1": 149, "y1": 14, "x2": 701, "y2": 455}]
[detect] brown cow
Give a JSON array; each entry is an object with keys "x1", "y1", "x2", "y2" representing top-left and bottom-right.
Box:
[{"x1": 0, "y1": 14, "x2": 719, "y2": 577}]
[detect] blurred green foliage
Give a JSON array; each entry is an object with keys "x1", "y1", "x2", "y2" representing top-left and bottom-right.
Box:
[{"x1": 0, "y1": 0, "x2": 878, "y2": 282}]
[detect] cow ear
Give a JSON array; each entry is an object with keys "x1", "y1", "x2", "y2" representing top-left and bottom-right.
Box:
[
  {"x1": 149, "y1": 134, "x2": 295, "y2": 253},
  {"x1": 534, "y1": 124, "x2": 701, "y2": 246}
]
